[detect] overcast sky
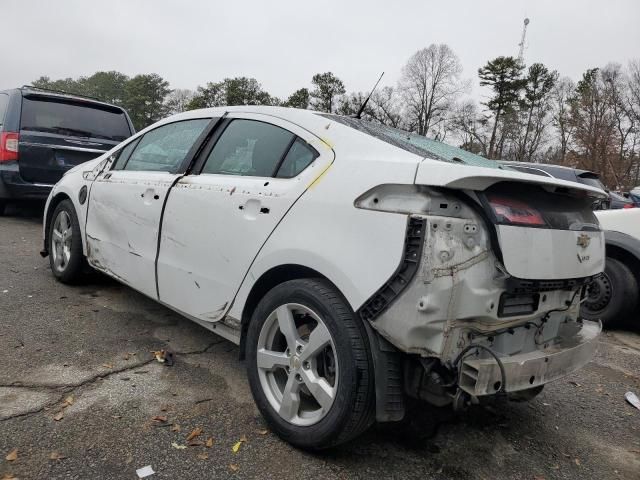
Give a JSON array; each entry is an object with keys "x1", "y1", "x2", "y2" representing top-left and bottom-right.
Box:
[{"x1": 3, "y1": 0, "x2": 639, "y2": 101}]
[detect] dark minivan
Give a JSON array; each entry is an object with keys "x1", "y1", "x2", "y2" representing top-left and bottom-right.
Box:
[{"x1": 0, "y1": 86, "x2": 134, "y2": 214}]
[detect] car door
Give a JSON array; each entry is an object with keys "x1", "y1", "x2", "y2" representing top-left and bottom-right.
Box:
[
  {"x1": 85, "y1": 118, "x2": 212, "y2": 299},
  {"x1": 157, "y1": 113, "x2": 333, "y2": 322}
]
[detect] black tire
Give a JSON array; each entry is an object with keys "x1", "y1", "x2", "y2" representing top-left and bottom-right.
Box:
[
  {"x1": 48, "y1": 199, "x2": 85, "y2": 284},
  {"x1": 246, "y1": 278, "x2": 375, "y2": 450},
  {"x1": 581, "y1": 256, "x2": 639, "y2": 328},
  {"x1": 0, "y1": 199, "x2": 6, "y2": 216}
]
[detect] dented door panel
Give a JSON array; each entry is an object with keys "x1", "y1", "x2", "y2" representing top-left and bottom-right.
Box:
[{"x1": 85, "y1": 171, "x2": 178, "y2": 298}]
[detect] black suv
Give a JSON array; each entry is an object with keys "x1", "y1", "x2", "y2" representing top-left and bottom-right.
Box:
[{"x1": 0, "y1": 87, "x2": 134, "y2": 214}]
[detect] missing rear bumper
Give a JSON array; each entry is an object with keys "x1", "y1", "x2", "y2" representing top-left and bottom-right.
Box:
[{"x1": 459, "y1": 319, "x2": 601, "y2": 396}]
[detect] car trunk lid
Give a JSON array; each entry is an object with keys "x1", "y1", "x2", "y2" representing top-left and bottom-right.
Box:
[{"x1": 414, "y1": 161, "x2": 606, "y2": 281}]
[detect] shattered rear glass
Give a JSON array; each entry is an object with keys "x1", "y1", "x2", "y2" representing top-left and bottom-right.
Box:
[{"x1": 319, "y1": 114, "x2": 499, "y2": 169}]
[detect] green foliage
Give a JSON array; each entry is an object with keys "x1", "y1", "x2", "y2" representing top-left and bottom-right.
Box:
[
  {"x1": 283, "y1": 88, "x2": 310, "y2": 109},
  {"x1": 187, "y1": 77, "x2": 273, "y2": 110},
  {"x1": 123, "y1": 74, "x2": 171, "y2": 130},
  {"x1": 310, "y1": 72, "x2": 345, "y2": 113}
]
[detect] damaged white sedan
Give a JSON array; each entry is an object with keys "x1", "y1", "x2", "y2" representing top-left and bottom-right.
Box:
[{"x1": 42, "y1": 107, "x2": 606, "y2": 449}]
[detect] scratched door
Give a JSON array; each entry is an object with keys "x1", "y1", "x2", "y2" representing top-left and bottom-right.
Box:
[{"x1": 156, "y1": 113, "x2": 333, "y2": 323}]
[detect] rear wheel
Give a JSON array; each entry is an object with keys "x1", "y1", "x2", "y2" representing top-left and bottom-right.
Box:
[
  {"x1": 246, "y1": 279, "x2": 375, "y2": 449},
  {"x1": 581, "y1": 257, "x2": 639, "y2": 328},
  {"x1": 0, "y1": 200, "x2": 6, "y2": 216},
  {"x1": 49, "y1": 200, "x2": 85, "y2": 283}
]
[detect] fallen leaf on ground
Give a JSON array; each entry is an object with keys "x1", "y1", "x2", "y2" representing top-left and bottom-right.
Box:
[
  {"x1": 53, "y1": 411, "x2": 64, "y2": 421},
  {"x1": 629, "y1": 449, "x2": 640, "y2": 454},
  {"x1": 1, "y1": 473, "x2": 17, "y2": 480},
  {"x1": 62, "y1": 396, "x2": 74, "y2": 407},
  {"x1": 229, "y1": 464, "x2": 239, "y2": 472},
  {"x1": 5, "y1": 449, "x2": 18, "y2": 461},
  {"x1": 186, "y1": 427, "x2": 202, "y2": 441},
  {"x1": 151, "y1": 415, "x2": 167, "y2": 423},
  {"x1": 187, "y1": 440, "x2": 204, "y2": 447},
  {"x1": 197, "y1": 452, "x2": 208, "y2": 460},
  {"x1": 102, "y1": 363, "x2": 113, "y2": 369},
  {"x1": 171, "y1": 442, "x2": 187, "y2": 450},
  {"x1": 112, "y1": 415, "x2": 122, "y2": 419},
  {"x1": 232, "y1": 441, "x2": 243, "y2": 453},
  {"x1": 574, "y1": 458, "x2": 581, "y2": 466},
  {"x1": 257, "y1": 429, "x2": 268, "y2": 435},
  {"x1": 205, "y1": 437, "x2": 214, "y2": 448},
  {"x1": 533, "y1": 476, "x2": 546, "y2": 480},
  {"x1": 151, "y1": 350, "x2": 166, "y2": 363},
  {"x1": 49, "y1": 451, "x2": 66, "y2": 461},
  {"x1": 239, "y1": 435, "x2": 248, "y2": 442},
  {"x1": 569, "y1": 381, "x2": 581, "y2": 387},
  {"x1": 171, "y1": 424, "x2": 181, "y2": 432}
]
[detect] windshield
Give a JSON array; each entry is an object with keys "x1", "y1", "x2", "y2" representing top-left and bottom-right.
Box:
[{"x1": 20, "y1": 96, "x2": 132, "y2": 141}]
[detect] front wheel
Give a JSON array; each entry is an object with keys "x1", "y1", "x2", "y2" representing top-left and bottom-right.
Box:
[
  {"x1": 581, "y1": 256, "x2": 639, "y2": 328},
  {"x1": 48, "y1": 199, "x2": 85, "y2": 284},
  {"x1": 246, "y1": 279, "x2": 375, "y2": 449}
]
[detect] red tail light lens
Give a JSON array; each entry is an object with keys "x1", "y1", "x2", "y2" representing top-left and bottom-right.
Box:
[
  {"x1": 0, "y1": 132, "x2": 19, "y2": 162},
  {"x1": 487, "y1": 195, "x2": 546, "y2": 226},
  {"x1": 623, "y1": 203, "x2": 635, "y2": 209}
]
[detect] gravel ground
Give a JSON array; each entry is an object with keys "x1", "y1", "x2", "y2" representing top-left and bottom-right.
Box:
[{"x1": 1, "y1": 204, "x2": 639, "y2": 480}]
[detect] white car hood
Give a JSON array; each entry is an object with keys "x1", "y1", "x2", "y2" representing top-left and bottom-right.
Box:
[{"x1": 414, "y1": 160, "x2": 608, "y2": 199}]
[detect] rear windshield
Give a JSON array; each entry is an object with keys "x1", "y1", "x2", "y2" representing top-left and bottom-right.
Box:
[
  {"x1": 20, "y1": 96, "x2": 131, "y2": 141},
  {"x1": 318, "y1": 114, "x2": 498, "y2": 169},
  {"x1": 577, "y1": 174, "x2": 606, "y2": 191}
]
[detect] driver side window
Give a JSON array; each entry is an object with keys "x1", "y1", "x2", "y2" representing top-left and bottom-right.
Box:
[{"x1": 120, "y1": 119, "x2": 209, "y2": 172}]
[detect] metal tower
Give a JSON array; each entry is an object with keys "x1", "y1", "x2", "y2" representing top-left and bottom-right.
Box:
[{"x1": 518, "y1": 18, "x2": 530, "y2": 63}]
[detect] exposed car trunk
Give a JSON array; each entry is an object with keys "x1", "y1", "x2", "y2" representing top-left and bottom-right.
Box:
[
  {"x1": 18, "y1": 95, "x2": 130, "y2": 184},
  {"x1": 481, "y1": 182, "x2": 605, "y2": 280},
  {"x1": 413, "y1": 161, "x2": 607, "y2": 282}
]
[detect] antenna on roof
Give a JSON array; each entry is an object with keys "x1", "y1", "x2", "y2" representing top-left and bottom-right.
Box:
[{"x1": 354, "y1": 72, "x2": 384, "y2": 119}]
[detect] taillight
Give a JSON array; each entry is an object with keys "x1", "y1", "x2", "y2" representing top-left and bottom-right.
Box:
[
  {"x1": 487, "y1": 194, "x2": 546, "y2": 226},
  {"x1": 623, "y1": 203, "x2": 635, "y2": 209},
  {"x1": 0, "y1": 132, "x2": 19, "y2": 162}
]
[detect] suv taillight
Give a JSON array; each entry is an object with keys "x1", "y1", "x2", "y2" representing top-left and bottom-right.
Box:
[
  {"x1": 487, "y1": 194, "x2": 546, "y2": 226},
  {"x1": 0, "y1": 132, "x2": 19, "y2": 162}
]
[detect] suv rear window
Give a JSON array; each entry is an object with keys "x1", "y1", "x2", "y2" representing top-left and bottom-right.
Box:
[{"x1": 20, "y1": 96, "x2": 131, "y2": 141}]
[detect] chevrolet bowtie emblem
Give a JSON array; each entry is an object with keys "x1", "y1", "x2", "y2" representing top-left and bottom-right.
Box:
[{"x1": 577, "y1": 234, "x2": 591, "y2": 249}]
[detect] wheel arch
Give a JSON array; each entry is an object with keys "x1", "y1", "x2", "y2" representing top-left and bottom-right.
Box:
[
  {"x1": 238, "y1": 264, "x2": 342, "y2": 360},
  {"x1": 43, "y1": 192, "x2": 73, "y2": 255},
  {"x1": 604, "y1": 231, "x2": 640, "y2": 285}
]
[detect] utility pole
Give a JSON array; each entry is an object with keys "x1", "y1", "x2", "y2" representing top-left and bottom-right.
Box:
[{"x1": 518, "y1": 17, "x2": 530, "y2": 64}]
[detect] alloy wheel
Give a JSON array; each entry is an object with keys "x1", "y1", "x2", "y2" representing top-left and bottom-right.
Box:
[
  {"x1": 51, "y1": 210, "x2": 73, "y2": 273},
  {"x1": 256, "y1": 303, "x2": 338, "y2": 426}
]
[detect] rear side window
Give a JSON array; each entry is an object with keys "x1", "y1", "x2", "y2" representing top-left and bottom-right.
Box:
[
  {"x1": 20, "y1": 96, "x2": 132, "y2": 141},
  {"x1": 202, "y1": 119, "x2": 294, "y2": 177},
  {"x1": 124, "y1": 119, "x2": 209, "y2": 172},
  {"x1": 0, "y1": 94, "x2": 8, "y2": 128},
  {"x1": 276, "y1": 138, "x2": 319, "y2": 178}
]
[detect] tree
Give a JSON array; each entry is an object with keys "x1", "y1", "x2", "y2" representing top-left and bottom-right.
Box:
[
  {"x1": 284, "y1": 88, "x2": 310, "y2": 109},
  {"x1": 187, "y1": 77, "x2": 272, "y2": 109},
  {"x1": 165, "y1": 89, "x2": 194, "y2": 114},
  {"x1": 478, "y1": 56, "x2": 526, "y2": 158},
  {"x1": 31, "y1": 76, "x2": 87, "y2": 97},
  {"x1": 369, "y1": 87, "x2": 404, "y2": 128},
  {"x1": 310, "y1": 72, "x2": 345, "y2": 113},
  {"x1": 123, "y1": 74, "x2": 171, "y2": 130},
  {"x1": 514, "y1": 63, "x2": 558, "y2": 161},
  {"x1": 399, "y1": 44, "x2": 465, "y2": 136},
  {"x1": 569, "y1": 68, "x2": 617, "y2": 183},
  {"x1": 550, "y1": 77, "x2": 576, "y2": 164},
  {"x1": 83, "y1": 71, "x2": 129, "y2": 105}
]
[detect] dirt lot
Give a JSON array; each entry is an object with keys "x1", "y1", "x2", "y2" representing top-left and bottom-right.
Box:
[{"x1": 1, "y1": 205, "x2": 639, "y2": 480}]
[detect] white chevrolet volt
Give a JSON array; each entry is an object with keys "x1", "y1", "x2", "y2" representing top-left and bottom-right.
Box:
[{"x1": 42, "y1": 106, "x2": 606, "y2": 449}]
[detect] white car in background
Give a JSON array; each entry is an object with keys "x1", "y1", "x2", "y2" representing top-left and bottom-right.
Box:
[
  {"x1": 42, "y1": 107, "x2": 606, "y2": 449},
  {"x1": 582, "y1": 209, "x2": 640, "y2": 327}
]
